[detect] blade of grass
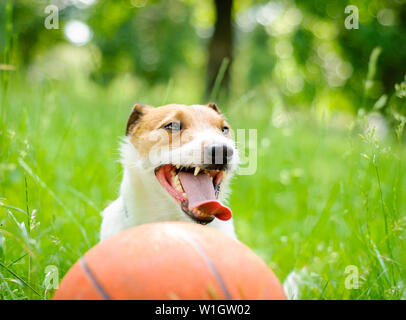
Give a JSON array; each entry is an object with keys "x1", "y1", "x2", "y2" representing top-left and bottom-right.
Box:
[
  {"x1": 0, "y1": 261, "x2": 41, "y2": 297},
  {"x1": 1, "y1": 0, "x2": 13, "y2": 112},
  {"x1": 0, "y1": 271, "x2": 17, "y2": 300},
  {"x1": 7, "y1": 253, "x2": 28, "y2": 268},
  {"x1": 18, "y1": 157, "x2": 91, "y2": 247},
  {"x1": 24, "y1": 176, "x2": 32, "y2": 293},
  {"x1": 162, "y1": 78, "x2": 173, "y2": 105},
  {"x1": 68, "y1": 186, "x2": 100, "y2": 213},
  {"x1": 0, "y1": 203, "x2": 29, "y2": 217},
  {"x1": 0, "y1": 229, "x2": 33, "y2": 256},
  {"x1": 209, "y1": 57, "x2": 230, "y2": 101},
  {"x1": 361, "y1": 47, "x2": 381, "y2": 110},
  {"x1": 373, "y1": 158, "x2": 395, "y2": 284}
]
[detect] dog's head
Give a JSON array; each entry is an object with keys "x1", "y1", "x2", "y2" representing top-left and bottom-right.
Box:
[{"x1": 124, "y1": 102, "x2": 239, "y2": 225}]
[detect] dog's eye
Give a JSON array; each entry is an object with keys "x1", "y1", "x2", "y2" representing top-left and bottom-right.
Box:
[
  {"x1": 163, "y1": 121, "x2": 182, "y2": 132},
  {"x1": 221, "y1": 126, "x2": 230, "y2": 135}
]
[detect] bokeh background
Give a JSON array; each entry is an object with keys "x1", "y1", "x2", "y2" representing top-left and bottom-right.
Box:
[{"x1": 0, "y1": 0, "x2": 406, "y2": 299}]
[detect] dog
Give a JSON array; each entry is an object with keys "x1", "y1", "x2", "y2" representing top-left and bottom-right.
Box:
[{"x1": 100, "y1": 102, "x2": 239, "y2": 241}]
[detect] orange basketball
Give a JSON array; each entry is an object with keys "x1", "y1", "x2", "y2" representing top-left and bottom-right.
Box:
[{"x1": 53, "y1": 222, "x2": 286, "y2": 300}]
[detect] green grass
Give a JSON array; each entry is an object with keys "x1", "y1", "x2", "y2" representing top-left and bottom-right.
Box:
[{"x1": 0, "y1": 70, "x2": 405, "y2": 300}]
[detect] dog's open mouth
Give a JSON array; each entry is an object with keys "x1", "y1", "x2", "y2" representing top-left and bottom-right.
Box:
[{"x1": 155, "y1": 164, "x2": 232, "y2": 224}]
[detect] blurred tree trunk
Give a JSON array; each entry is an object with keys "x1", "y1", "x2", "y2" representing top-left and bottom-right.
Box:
[{"x1": 206, "y1": 0, "x2": 233, "y2": 98}]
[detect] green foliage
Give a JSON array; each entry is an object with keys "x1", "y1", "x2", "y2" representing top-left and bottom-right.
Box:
[
  {"x1": 1, "y1": 0, "x2": 406, "y2": 300},
  {"x1": 1, "y1": 71, "x2": 405, "y2": 299},
  {"x1": 5, "y1": 0, "x2": 406, "y2": 110}
]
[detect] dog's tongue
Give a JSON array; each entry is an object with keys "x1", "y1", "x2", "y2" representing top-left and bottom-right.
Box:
[{"x1": 178, "y1": 172, "x2": 232, "y2": 221}]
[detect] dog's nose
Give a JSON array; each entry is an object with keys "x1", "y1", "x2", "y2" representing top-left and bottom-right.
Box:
[{"x1": 204, "y1": 144, "x2": 234, "y2": 165}]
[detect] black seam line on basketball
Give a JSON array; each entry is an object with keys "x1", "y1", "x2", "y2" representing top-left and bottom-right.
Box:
[
  {"x1": 80, "y1": 257, "x2": 112, "y2": 300},
  {"x1": 179, "y1": 232, "x2": 232, "y2": 300}
]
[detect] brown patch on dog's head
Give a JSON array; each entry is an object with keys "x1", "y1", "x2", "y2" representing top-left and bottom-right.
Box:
[
  {"x1": 126, "y1": 103, "x2": 153, "y2": 136},
  {"x1": 126, "y1": 103, "x2": 231, "y2": 158},
  {"x1": 206, "y1": 102, "x2": 221, "y2": 114}
]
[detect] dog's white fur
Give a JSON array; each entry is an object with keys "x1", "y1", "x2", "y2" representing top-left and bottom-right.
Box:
[{"x1": 100, "y1": 105, "x2": 238, "y2": 241}]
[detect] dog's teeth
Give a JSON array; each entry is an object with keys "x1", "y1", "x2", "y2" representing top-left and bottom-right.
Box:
[
  {"x1": 176, "y1": 165, "x2": 180, "y2": 169},
  {"x1": 173, "y1": 175, "x2": 183, "y2": 192},
  {"x1": 198, "y1": 210, "x2": 210, "y2": 217},
  {"x1": 194, "y1": 167, "x2": 200, "y2": 176}
]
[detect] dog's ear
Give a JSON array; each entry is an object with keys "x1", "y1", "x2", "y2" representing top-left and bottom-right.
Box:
[
  {"x1": 206, "y1": 102, "x2": 221, "y2": 114},
  {"x1": 126, "y1": 103, "x2": 152, "y2": 135}
]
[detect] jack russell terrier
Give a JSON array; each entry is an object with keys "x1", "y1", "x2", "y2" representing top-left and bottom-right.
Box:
[{"x1": 100, "y1": 103, "x2": 239, "y2": 241}]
